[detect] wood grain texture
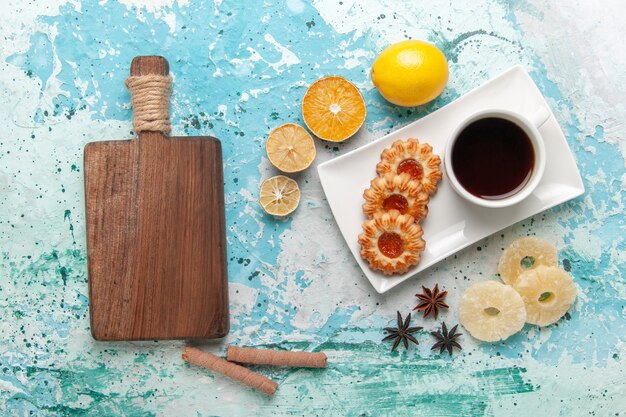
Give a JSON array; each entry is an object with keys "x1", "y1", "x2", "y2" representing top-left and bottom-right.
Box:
[{"x1": 84, "y1": 56, "x2": 229, "y2": 340}]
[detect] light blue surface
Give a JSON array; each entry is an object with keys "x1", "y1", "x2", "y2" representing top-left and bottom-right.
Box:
[{"x1": 0, "y1": 0, "x2": 624, "y2": 415}]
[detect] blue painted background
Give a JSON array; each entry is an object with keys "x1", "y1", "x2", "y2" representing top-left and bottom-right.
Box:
[{"x1": 1, "y1": 0, "x2": 624, "y2": 415}]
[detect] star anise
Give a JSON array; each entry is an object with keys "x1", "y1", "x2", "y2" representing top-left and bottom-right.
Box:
[
  {"x1": 414, "y1": 283, "x2": 449, "y2": 319},
  {"x1": 431, "y1": 322, "x2": 462, "y2": 356},
  {"x1": 382, "y1": 311, "x2": 422, "y2": 351}
]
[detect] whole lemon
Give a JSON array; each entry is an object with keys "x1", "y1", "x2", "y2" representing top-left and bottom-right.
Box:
[{"x1": 371, "y1": 40, "x2": 448, "y2": 107}]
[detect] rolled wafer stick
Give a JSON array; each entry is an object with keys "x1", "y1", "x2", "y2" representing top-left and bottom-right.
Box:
[
  {"x1": 227, "y1": 346, "x2": 327, "y2": 368},
  {"x1": 182, "y1": 347, "x2": 277, "y2": 396}
]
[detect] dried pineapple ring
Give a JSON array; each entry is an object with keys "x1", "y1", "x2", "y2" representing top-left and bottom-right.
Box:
[
  {"x1": 459, "y1": 281, "x2": 526, "y2": 342},
  {"x1": 498, "y1": 237, "x2": 558, "y2": 286},
  {"x1": 514, "y1": 266, "x2": 576, "y2": 327}
]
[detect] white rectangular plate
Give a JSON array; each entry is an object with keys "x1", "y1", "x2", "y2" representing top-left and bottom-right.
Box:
[{"x1": 318, "y1": 65, "x2": 584, "y2": 294}]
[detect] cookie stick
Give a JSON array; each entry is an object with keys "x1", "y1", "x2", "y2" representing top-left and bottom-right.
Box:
[
  {"x1": 182, "y1": 347, "x2": 277, "y2": 396},
  {"x1": 227, "y1": 346, "x2": 327, "y2": 368}
]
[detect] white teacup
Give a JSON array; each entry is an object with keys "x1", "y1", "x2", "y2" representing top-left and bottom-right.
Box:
[{"x1": 444, "y1": 108, "x2": 549, "y2": 208}]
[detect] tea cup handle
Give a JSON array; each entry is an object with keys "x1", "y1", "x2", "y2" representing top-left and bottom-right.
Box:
[{"x1": 530, "y1": 105, "x2": 551, "y2": 129}]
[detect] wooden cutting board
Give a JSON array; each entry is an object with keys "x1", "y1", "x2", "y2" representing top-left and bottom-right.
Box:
[{"x1": 84, "y1": 56, "x2": 229, "y2": 341}]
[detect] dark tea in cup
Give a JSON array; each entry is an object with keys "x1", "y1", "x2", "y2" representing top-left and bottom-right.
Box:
[
  {"x1": 450, "y1": 117, "x2": 535, "y2": 200},
  {"x1": 444, "y1": 109, "x2": 546, "y2": 208}
]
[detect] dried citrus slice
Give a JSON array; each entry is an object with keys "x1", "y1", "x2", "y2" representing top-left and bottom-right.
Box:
[
  {"x1": 266, "y1": 123, "x2": 316, "y2": 173},
  {"x1": 259, "y1": 175, "x2": 300, "y2": 217},
  {"x1": 302, "y1": 76, "x2": 366, "y2": 142}
]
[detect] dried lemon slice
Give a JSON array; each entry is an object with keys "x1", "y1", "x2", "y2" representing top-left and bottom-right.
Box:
[
  {"x1": 514, "y1": 266, "x2": 577, "y2": 327},
  {"x1": 302, "y1": 76, "x2": 366, "y2": 142},
  {"x1": 259, "y1": 175, "x2": 300, "y2": 217},
  {"x1": 498, "y1": 237, "x2": 558, "y2": 286},
  {"x1": 459, "y1": 281, "x2": 527, "y2": 342},
  {"x1": 266, "y1": 123, "x2": 316, "y2": 173}
]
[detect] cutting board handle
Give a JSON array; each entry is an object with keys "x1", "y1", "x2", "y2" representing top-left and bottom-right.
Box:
[
  {"x1": 130, "y1": 55, "x2": 169, "y2": 77},
  {"x1": 129, "y1": 56, "x2": 171, "y2": 139}
]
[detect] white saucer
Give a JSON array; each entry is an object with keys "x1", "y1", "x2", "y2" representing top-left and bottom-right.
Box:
[{"x1": 317, "y1": 65, "x2": 584, "y2": 294}]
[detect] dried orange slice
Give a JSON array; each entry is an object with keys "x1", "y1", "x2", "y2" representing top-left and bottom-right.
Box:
[
  {"x1": 266, "y1": 123, "x2": 316, "y2": 173},
  {"x1": 259, "y1": 175, "x2": 301, "y2": 217},
  {"x1": 302, "y1": 76, "x2": 366, "y2": 142}
]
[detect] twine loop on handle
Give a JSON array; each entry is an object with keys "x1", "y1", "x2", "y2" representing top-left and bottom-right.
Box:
[{"x1": 125, "y1": 74, "x2": 173, "y2": 134}]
